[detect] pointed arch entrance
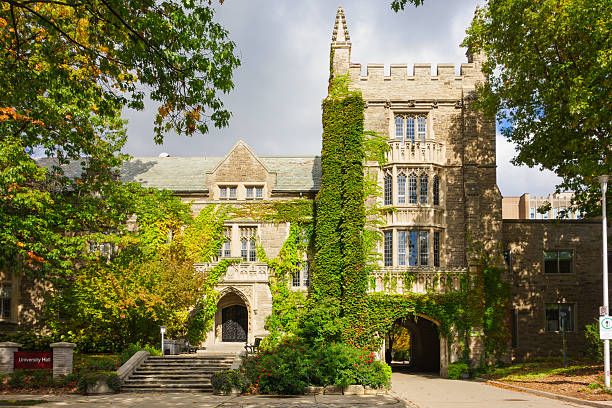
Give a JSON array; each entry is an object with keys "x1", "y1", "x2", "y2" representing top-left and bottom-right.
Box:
[
  {"x1": 385, "y1": 314, "x2": 440, "y2": 373},
  {"x1": 215, "y1": 288, "x2": 250, "y2": 344}
]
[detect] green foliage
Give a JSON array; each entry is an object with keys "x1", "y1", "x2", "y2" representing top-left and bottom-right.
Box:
[
  {"x1": 294, "y1": 298, "x2": 347, "y2": 348},
  {"x1": 118, "y1": 343, "x2": 161, "y2": 366},
  {"x1": 447, "y1": 361, "x2": 470, "y2": 380},
  {"x1": 77, "y1": 372, "x2": 120, "y2": 394},
  {"x1": 0, "y1": 0, "x2": 240, "y2": 282},
  {"x1": 0, "y1": 332, "x2": 54, "y2": 351},
  {"x1": 73, "y1": 355, "x2": 120, "y2": 373},
  {"x1": 243, "y1": 338, "x2": 390, "y2": 394},
  {"x1": 390, "y1": 0, "x2": 425, "y2": 11},
  {"x1": 313, "y1": 74, "x2": 367, "y2": 329},
  {"x1": 464, "y1": 0, "x2": 612, "y2": 216},
  {"x1": 210, "y1": 370, "x2": 248, "y2": 394},
  {"x1": 585, "y1": 319, "x2": 604, "y2": 362},
  {"x1": 46, "y1": 203, "x2": 233, "y2": 352}
]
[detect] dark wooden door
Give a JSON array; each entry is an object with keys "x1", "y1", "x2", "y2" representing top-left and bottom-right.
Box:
[{"x1": 222, "y1": 305, "x2": 248, "y2": 342}]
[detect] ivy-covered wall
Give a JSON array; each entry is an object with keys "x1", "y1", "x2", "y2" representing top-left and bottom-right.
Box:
[{"x1": 312, "y1": 80, "x2": 367, "y2": 318}]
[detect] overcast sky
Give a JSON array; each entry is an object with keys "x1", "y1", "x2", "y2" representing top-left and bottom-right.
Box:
[{"x1": 121, "y1": 0, "x2": 562, "y2": 198}]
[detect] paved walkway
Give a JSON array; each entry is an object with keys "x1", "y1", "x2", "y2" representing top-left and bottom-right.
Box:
[
  {"x1": 391, "y1": 372, "x2": 597, "y2": 408},
  {"x1": 0, "y1": 393, "x2": 406, "y2": 407}
]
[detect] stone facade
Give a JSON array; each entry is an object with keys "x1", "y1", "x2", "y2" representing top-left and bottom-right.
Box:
[
  {"x1": 503, "y1": 220, "x2": 610, "y2": 359},
  {"x1": 2, "y1": 6, "x2": 608, "y2": 371}
]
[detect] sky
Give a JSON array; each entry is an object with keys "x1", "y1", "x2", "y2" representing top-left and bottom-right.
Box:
[{"x1": 121, "y1": 0, "x2": 562, "y2": 198}]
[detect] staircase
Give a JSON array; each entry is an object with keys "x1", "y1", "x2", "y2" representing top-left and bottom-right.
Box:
[{"x1": 122, "y1": 353, "x2": 235, "y2": 392}]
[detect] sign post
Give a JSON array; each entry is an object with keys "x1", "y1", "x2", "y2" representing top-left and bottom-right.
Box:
[
  {"x1": 160, "y1": 326, "x2": 166, "y2": 356},
  {"x1": 599, "y1": 175, "x2": 609, "y2": 388}
]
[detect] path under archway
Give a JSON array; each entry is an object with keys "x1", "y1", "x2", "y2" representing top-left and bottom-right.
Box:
[{"x1": 386, "y1": 315, "x2": 440, "y2": 373}]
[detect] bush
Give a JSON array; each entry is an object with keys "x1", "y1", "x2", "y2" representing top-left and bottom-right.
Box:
[
  {"x1": 243, "y1": 337, "x2": 391, "y2": 394},
  {"x1": 77, "y1": 372, "x2": 120, "y2": 394},
  {"x1": 210, "y1": 370, "x2": 248, "y2": 394},
  {"x1": 74, "y1": 355, "x2": 121, "y2": 372},
  {"x1": 119, "y1": 342, "x2": 162, "y2": 365},
  {"x1": 585, "y1": 319, "x2": 604, "y2": 362},
  {"x1": 0, "y1": 332, "x2": 54, "y2": 351},
  {"x1": 447, "y1": 361, "x2": 470, "y2": 380}
]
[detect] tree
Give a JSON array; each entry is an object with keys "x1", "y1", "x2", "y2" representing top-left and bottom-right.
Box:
[
  {"x1": 392, "y1": 0, "x2": 611, "y2": 215},
  {"x1": 0, "y1": 0, "x2": 240, "y2": 272},
  {"x1": 463, "y1": 0, "x2": 610, "y2": 215}
]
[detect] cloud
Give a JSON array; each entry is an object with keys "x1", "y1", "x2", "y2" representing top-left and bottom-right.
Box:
[{"x1": 120, "y1": 1, "x2": 560, "y2": 196}]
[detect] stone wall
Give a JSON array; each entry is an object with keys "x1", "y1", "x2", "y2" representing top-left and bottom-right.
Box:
[{"x1": 503, "y1": 219, "x2": 610, "y2": 359}]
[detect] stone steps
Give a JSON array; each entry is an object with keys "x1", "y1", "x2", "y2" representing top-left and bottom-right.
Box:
[{"x1": 122, "y1": 353, "x2": 235, "y2": 393}]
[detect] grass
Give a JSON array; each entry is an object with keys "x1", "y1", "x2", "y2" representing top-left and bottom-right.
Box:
[{"x1": 483, "y1": 357, "x2": 598, "y2": 382}]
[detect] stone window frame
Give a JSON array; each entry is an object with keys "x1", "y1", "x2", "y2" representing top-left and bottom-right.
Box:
[
  {"x1": 393, "y1": 168, "x2": 437, "y2": 207},
  {"x1": 217, "y1": 227, "x2": 232, "y2": 259},
  {"x1": 245, "y1": 185, "x2": 265, "y2": 200},
  {"x1": 392, "y1": 112, "x2": 431, "y2": 142},
  {"x1": 291, "y1": 262, "x2": 310, "y2": 290},
  {"x1": 239, "y1": 226, "x2": 257, "y2": 262},
  {"x1": 384, "y1": 228, "x2": 443, "y2": 269},
  {"x1": 544, "y1": 302, "x2": 575, "y2": 333},
  {"x1": 0, "y1": 274, "x2": 13, "y2": 321},
  {"x1": 383, "y1": 173, "x2": 392, "y2": 206},
  {"x1": 219, "y1": 185, "x2": 238, "y2": 200},
  {"x1": 543, "y1": 250, "x2": 574, "y2": 274}
]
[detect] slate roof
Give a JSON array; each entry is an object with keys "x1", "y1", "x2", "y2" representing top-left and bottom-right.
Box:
[{"x1": 37, "y1": 155, "x2": 322, "y2": 193}]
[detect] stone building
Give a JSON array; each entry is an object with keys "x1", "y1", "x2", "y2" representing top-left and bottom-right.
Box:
[{"x1": 2, "y1": 6, "x2": 610, "y2": 373}]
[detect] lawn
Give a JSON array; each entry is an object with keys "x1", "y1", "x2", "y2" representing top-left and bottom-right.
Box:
[{"x1": 483, "y1": 357, "x2": 611, "y2": 401}]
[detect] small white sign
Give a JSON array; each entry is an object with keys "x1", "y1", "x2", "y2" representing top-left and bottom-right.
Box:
[
  {"x1": 600, "y1": 317, "x2": 612, "y2": 340},
  {"x1": 601, "y1": 306, "x2": 608, "y2": 317}
]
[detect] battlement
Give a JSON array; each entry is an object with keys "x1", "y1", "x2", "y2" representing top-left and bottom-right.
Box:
[{"x1": 347, "y1": 61, "x2": 483, "y2": 83}]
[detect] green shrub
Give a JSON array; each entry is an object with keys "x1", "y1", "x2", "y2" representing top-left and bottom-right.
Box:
[
  {"x1": 0, "y1": 332, "x2": 54, "y2": 351},
  {"x1": 74, "y1": 355, "x2": 121, "y2": 372},
  {"x1": 243, "y1": 338, "x2": 391, "y2": 394},
  {"x1": 210, "y1": 370, "x2": 248, "y2": 394},
  {"x1": 447, "y1": 361, "x2": 470, "y2": 380},
  {"x1": 77, "y1": 372, "x2": 120, "y2": 394},
  {"x1": 119, "y1": 343, "x2": 161, "y2": 365},
  {"x1": 585, "y1": 319, "x2": 604, "y2": 362}
]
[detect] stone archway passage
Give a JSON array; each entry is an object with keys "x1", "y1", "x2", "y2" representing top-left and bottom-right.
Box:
[
  {"x1": 387, "y1": 316, "x2": 440, "y2": 373},
  {"x1": 221, "y1": 305, "x2": 248, "y2": 342}
]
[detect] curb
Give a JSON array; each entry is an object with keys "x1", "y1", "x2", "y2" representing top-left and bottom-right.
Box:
[{"x1": 481, "y1": 378, "x2": 612, "y2": 408}]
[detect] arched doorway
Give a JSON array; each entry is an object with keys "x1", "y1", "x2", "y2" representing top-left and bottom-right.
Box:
[
  {"x1": 215, "y1": 290, "x2": 249, "y2": 343},
  {"x1": 385, "y1": 315, "x2": 440, "y2": 373},
  {"x1": 222, "y1": 305, "x2": 247, "y2": 342}
]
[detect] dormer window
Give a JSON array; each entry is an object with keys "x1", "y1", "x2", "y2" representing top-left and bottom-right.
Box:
[
  {"x1": 246, "y1": 186, "x2": 264, "y2": 200},
  {"x1": 219, "y1": 186, "x2": 237, "y2": 200}
]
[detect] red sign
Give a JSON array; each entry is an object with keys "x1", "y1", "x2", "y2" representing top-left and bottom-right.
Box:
[{"x1": 14, "y1": 351, "x2": 53, "y2": 369}]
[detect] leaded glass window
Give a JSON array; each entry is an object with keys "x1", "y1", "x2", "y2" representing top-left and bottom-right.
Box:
[
  {"x1": 433, "y1": 176, "x2": 440, "y2": 206},
  {"x1": 408, "y1": 231, "x2": 418, "y2": 266},
  {"x1": 397, "y1": 173, "x2": 406, "y2": 204},
  {"x1": 408, "y1": 175, "x2": 417, "y2": 204},
  {"x1": 384, "y1": 231, "x2": 393, "y2": 267},
  {"x1": 395, "y1": 116, "x2": 404, "y2": 139},
  {"x1": 419, "y1": 231, "x2": 429, "y2": 266},
  {"x1": 419, "y1": 174, "x2": 428, "y2": 204},
  {"x1": 417, "y1": 117, "x2": 426, "y2": 141},
  {"x1": 384, "y1": 175, "x2": 392, "y2": 205},
  {"x1": 406, "y1": 117, "x2": 415, "y2": 142},
  {"x1": 433, "y1": 231, "x2": 440, "y2": 267},
  {"x1": 398, "y1": 231, "x2": 406, "y2": 266}
]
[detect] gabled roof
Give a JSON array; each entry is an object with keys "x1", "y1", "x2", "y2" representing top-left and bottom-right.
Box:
[{"x1": 37, "y1": 154, "x2": 321, "y2": 193}]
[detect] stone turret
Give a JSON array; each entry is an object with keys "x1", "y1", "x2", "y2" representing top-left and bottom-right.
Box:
[{"x1": 330, "y1": 5, "x2": 351, "y2": 77}]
